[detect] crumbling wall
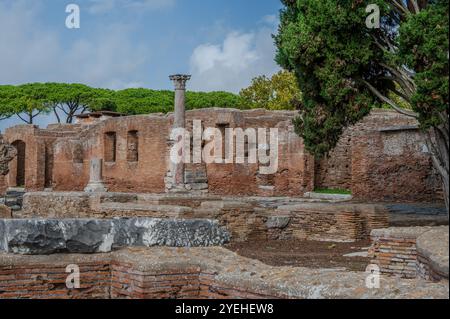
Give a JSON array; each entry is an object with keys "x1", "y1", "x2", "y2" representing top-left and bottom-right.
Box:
[
  {"x1": 1, "y1": 247, "x2": 448, "y2": 299},
  {"x1": 20, "y1": 193, "x2": 389, "y2": 243},
  {"x1": 2, "y1": 109, "x2": 443, "y2": 201},
  {"x1": 351, "y1": 110, "x2": 442, "y2": 202},
  {"x1": 3, "y1": 125, "x2": 78, "y2": 192},
  {"x1": 369, "y1": 226, "x2": 448, "y2": 281},
  {"x1": 315, "y1": 127, "x2": 353, "y2": 191},
  {"x1": 0, "y1": 254, "x2": 111, "y2": 299},
  {"x1": 51, "y1": 115, "x2": 169, "y2": 193},
  {"x1": 184, "y1": 109, "x2": 312, "y2": 197},
  {"x1": 3, "y1": 126, "x2": 40, "y2": 190}
]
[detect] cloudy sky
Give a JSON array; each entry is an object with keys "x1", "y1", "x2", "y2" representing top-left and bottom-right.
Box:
[{"x1": 0, "y1": 0, "x2": 282, "y2": 131}]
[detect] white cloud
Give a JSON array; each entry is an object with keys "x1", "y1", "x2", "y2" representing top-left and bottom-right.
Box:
[
  {"x1": 191, "y1": 33, "x2": 259, "y2": 74},
  {"x1": 0, "y1": 1, "x2": 150, "y2": 89},
  {"x1": 189, "y1": 23, "x2": 280, "y2": 93},
  {"x1": 0, "y1": 0, "x2": 151, "y2": 131},
  {"x1": 88, "y1": 0, "x2": 175, "y2": 14}
]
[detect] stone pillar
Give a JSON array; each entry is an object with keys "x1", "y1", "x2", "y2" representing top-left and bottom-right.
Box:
[
  {"x1": 169, "y1": 74, "x2": 191, "y2": 187},
  {"x1": 84, "y1": 158, "x2": 108, "y2": 193}
]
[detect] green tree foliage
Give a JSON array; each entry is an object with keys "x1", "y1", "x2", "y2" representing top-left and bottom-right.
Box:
[
  {"x1": 398, "y1": 0, "x2": 449, "y2": 129},
  {"x1": 0, "y1": 83, "x2": 50, "y2": 124},
  {"x1": 186, "y1": 91, "x2": 244, "y2": 110},
  {"x1": 45, "y1": 83, "x2": 116, "y2": 123},
  {"x1": 275, "y1": 0, "x2": 385, "y2": 157},
  {"x1": 112, "y1": 89, "x2": 175, "y2": 115},
  {"x1": 113, "y1": 89, "x2": 244, "y2": 115},
  {"x1": 239, "y1": 70, "x2": 302, "y2": 110},
  {"x1": 275, "y1": 0, "x2": 449, "y2": 210},
  {"x1": 0, "y1": 83, "x2": 244, "y2": 123},
  {"x1": 0, "y1": 85, "x2": 16, "y2": 120}
]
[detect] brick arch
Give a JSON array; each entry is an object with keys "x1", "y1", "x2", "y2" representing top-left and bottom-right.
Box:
[{"x1": 11, "y1": 140, "x2": 26, "y2": 187}]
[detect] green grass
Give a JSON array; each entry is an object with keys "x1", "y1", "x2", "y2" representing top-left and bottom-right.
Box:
[{"x1": 314, "y1": 188, "x2": 352, "y2": 195}]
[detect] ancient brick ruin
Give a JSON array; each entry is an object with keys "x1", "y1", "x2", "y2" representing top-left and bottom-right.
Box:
[
  {"x1": 0, "y1": 77, "x2": 447, "y2": 299},
  {"x1": 0, "y1": 107, "x2": 442, "y2": 201}
]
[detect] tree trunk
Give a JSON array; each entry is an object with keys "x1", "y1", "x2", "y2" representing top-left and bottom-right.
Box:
[{"x1": 427, "y1": 117, "x2": 449, "y2": 214}]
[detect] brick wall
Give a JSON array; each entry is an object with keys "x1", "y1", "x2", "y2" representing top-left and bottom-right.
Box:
[
  {"x1": 2, "y1": 109, "x2": 442, "y2": 202},
  {"x1": 315, "y1": 127, "x2": 353, "y2": 190},
  {"x1": 20, "y1": 193, "x2": 389, "y2": 243},
  {"x1": 350, "y1": 110, "x2": 442, "y2": 201},
  {"x1": 0, "y1": 257, "x2": 110, "y2": 299},
  {"x1": 369, "y1": 226, "x2": 448, "y2": 281},
  {"x1": 1, "y1": 247, "x2": 447, "y2": 299},
  {"x1": 369, "y1": 230, "x2": 419, "y2": 278},
  {"x1": 0, "y1": 251, "x2": 284, "y2": 300},
  {"x1": 3, "y1": 110, "x2": 314, "y2": 197},
  {"x1": 111, "y1": 263, "x2": 280, "y2": 299},
  {"x1": 274, "y1": 203, "x2": 389, "y2": 242}
]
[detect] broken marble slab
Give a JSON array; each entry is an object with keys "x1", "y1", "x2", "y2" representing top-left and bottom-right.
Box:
[
  {"x1": 112, "y1": 218, "x2": 230, "y2": 248},
  {"x1": 0, "y1": 218, "x2": 230, "y2": 255}
]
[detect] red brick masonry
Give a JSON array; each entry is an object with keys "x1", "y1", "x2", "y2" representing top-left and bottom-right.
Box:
[
  {"x1": 1, "y1": 247, "x2": 448, "y2": 299},
  {"x1": 19, "y1": 193, "x2": 390, "y2": 242},
  {"x1": 2, "y1": 109, "x2": 442, "y2": 202},
  {"x1": 369, "y1": 226, "x2": 449, "y2": 281}
]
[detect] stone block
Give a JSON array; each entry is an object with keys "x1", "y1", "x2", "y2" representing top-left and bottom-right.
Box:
[
  {"x1": 304, "y1": 192, "x2": 353, "y2": 201},
  {"x1": 113, "y1": 218, "x2": 230, "y2": 248},
  {"x1": 2, "y1": 219, "x2": 114, "y2": 255},
  {"x1": 0, "y1": 217, "x2": 230, "y2": 255},
  {"x1": 266, "y1": 216, "x2": 290, "y2": 229}
]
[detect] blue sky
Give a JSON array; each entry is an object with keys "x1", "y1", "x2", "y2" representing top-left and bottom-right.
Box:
[{"x1": 0, "y1": 0, "x2": 282, "y2": 131}]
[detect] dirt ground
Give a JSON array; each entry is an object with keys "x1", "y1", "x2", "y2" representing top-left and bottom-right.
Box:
[{"x1": 226, "y1": 240, "x2": 372, "y2": 272}]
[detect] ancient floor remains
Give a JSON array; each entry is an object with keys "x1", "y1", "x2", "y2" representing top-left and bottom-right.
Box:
[{"x1": 0, "y1": 246, "x2": 448, "y2": 299}]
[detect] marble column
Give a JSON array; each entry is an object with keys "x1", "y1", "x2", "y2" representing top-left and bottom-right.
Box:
[
  {"x1": 84, "y1": 158, "x2": 108, "y2": 193},
  {"x1": 169, "y1": 74, "x2": 191, "y2": 187}
]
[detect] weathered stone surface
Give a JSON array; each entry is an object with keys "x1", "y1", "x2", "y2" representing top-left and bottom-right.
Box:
[
  {"x1": 201, "y1": 201, "x2": 253, "y2": 210},
  {"x1": 371, "y1": 226, "x2": 433, "y2": 239},
  {"x1": 0, "y1": 218, "x2": 230, "y2": 255},
  {"x1": 266, "y1": 216, "x2": 290, "y2": 229},
  {"x1": 84, "y1": 159, "x2": 108, "y2": 193},
  {"x1": 112, "y1": 218, "x2": 230, "y2": 248},
  {"x1": 20, "y1": 193, "x2": 392, "y2": 243},
  {"x1": 0, "y1": 246, "x2": 448, "y2": 299},
  {"x1": 101, "y1": 192, "x2": 138, "y2": 203},
  {"x1": 0, "y1": 204, "x2": 11, "y2": 218},
  {"x1": 416, "y1": 226, "x2": 449, "y2": 279},
  {"x1": 2, "y1": 219, "x2": 114, "y2": 254},
  {"x1": 21, "y1": 192, "x2": 91, "y2": 218},
  {"x1": 304, "y1": 192, "x2": 353, "y2": 201}
]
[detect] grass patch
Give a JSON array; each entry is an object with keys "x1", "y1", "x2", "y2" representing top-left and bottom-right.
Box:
[{"x1": 314, "y1": 188, "x2": 352, "y2": 195}]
